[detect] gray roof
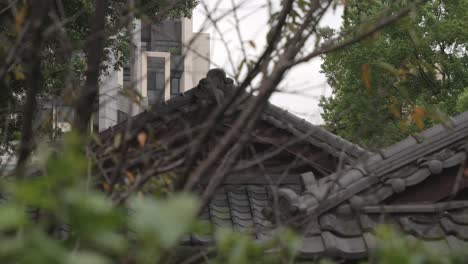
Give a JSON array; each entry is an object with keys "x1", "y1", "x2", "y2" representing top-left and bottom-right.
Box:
[
  {"x1": 256, "y1": 110, "x2": 468, "y2": 259},
  {"x1": 261, "y1": 102, "x2": 367, "y2": 162},
  {"x1": 95, "y1": 69, "x2": 368, "y2": 165},
  {"x1": 284, "y1": 111, "x2": 468, "y2": 217},
  {"x1": 184, "y1": 179, "x2": 468, "y2": 259},
  {"x1": 94, "y1": 69, "x2": 468, "y2": 260}
]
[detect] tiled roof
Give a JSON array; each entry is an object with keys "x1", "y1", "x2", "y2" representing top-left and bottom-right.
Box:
[
  {"x1": 261, "y1": 103, "x2": 367, "y2": 162},
  {"x1": 283, "y1": 111, "x2": 468, "y2": 216},
  {"x1": 185, "y1": 184, "x2": 468, "y2": 259},
  {"x1": 294, "y1": 202, "x2": 468, "y2": 259},
  {"x1": 93, "y1": 69, "x2": 468, "y2": 260},
  {"x1": 262, "y1": 111, "x2": 468, "y2": 259},
  {"x1": 94, "y1": 69, "x2": 369, "y2": 164}
]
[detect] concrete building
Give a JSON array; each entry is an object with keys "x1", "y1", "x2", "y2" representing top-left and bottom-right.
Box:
[{"x1": 98, "y1": 17, "x2": 210, "y2": 131}]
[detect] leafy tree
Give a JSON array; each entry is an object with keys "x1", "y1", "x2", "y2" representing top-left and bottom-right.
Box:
[
  {"x1": 456, "y1": 88, "x2": 468, "y2": 112},
  {"x1": 0, "y1": 0, "x2": 198, "y2": 156},
  {"x1": 320, "y1": 0, "x2": 468, "y2": 149}
]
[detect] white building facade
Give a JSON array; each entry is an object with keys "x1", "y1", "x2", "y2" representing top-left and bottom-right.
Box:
[{"x1": 98, "y1": 17, "x2": 210, "y2": 131}]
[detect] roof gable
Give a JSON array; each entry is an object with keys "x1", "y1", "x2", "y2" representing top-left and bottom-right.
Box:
[
  {"x1": 91, "y1": 69, "x2": 368, "y2": 183},
  {"x1": 89, "y1": 69, "x2": 468, "y2": 260}
]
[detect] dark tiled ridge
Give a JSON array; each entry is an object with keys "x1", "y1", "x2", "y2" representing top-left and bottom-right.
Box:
[{"x1": 262, "y1": 102, "x2": 369, "y2": 161}]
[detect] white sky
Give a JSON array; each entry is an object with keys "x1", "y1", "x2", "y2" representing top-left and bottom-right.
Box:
[{"x1": 193, "y1": 0, "x2": 344, "y2": 124}]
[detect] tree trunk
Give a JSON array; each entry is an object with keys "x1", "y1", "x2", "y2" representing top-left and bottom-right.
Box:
[
  {"x1": 16, "y1": 0, "x2": 52, "y2": 175},
  {"x1": 73, "y1": 0, "x2": 108, "y2": 135}
]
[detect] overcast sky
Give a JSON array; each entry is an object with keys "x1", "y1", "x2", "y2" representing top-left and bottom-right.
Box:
[{"x1": 193, "y1": 1, "x2": 344, "y2": 124}]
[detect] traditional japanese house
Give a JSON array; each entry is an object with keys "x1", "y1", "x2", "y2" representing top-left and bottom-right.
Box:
[{"x1": 92, "y1": 69, "x2": 468, "y2": 261}]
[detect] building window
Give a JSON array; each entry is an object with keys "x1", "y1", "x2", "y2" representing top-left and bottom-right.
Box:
[
  {"x1": 147, "y1": 71, "x2": 156, "y2": 91},
  {"x1": 156, "y1": 72, "x2": 165, "y2": 91},
  {"x1": 153, "y1": 20, "x2": 181, "y2": 42},
  {"x1": 171, "y1": 77, "x2": 180, "y2": 95},
  {"x1": 141, "y1": 21, "x2": 151, "y2": 43},
  {"x1": 123, "y1": 66, "x2": 130, "y2": 87},
  {"x1": 117, "y1": 110, "x2": 128, "y2": 123}
]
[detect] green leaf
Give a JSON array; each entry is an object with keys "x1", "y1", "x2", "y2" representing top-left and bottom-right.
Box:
[
  {"x1": 456, "y1": 88, "x2": 468, "y2": 112},
  {"x1": 0, "y1": 204, "x2": 26, "y2": 230},
  {"x1": 129, "y1": 194, "x2": 199, "y2": 248},
  {"x1": 66, "y1": 252, "x2": 110, "y2": 264}
]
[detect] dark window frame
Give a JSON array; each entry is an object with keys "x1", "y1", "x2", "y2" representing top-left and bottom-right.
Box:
[{"x1": 170, "y1": 77, "x2": 180, "y2": 96}]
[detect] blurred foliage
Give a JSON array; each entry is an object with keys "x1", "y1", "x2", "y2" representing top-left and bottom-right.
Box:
[
  {"x1": 456, "y1": 88, "x2": 468, "y2": 113},
  {"x1": 372, "y1": 225, "x2": 466, "y2": 264},
  {"x1": 1, "y1": 130, "x2": 468, "y2": 263},
  {"x1": 0, "y1": 132, "x2": 302, "y2": 263},
  {"x1": 320, "y1": 0, "x2": 468, "y2": 150}
]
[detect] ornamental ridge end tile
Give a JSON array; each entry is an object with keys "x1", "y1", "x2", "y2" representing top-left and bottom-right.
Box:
[
  {"x1": 337, "y1": 169, "x2": 364, "y2": 188},
  {"x1": 319, "y1": 213, "x2": 362, "y2": 237}
]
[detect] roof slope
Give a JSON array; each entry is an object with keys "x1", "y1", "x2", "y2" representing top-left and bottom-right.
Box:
[
  {"x1": 97, "y1": 69, "x2": 367, "y2": 160},
  {"x1": 263, "y1": 110, "x2": 468, "y2": 259},
  {"x1": 91, "y1": 69, "x2": 468, "y2": 260},
  {"x1": 92, "y1": 69, "x2": 368, "y2": 180},
  {"x1": 285, "y1": 111, "x2": 468, "y2": 216}
]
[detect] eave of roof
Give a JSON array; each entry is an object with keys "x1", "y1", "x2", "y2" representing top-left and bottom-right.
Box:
[{"x1": 282, "y1": 110, "x2": 468, "y2": 216}]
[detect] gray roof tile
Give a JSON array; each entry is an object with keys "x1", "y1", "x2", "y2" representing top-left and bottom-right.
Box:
[
  {"x1": 440, "y1": 217, "x2": 468, "y2": 239},
  {"x1": 399, "y1": 216, "x2": 445, "y2": 239},
  {"x1": 417, "y1": 120, "x2": 455, "y2": 140},
  {"x1": 447, "y1": 211, "x2": 468, "y2": 225},
  {"x1": 319, "y1": 213, "x2": 362, "y2": 237},
  {"x1": 262, "y1": 103, "x2": 369, "y2": 161},
  {"x1": 337, "y1": 169, "x2": 364, "y2": 188},
  {"x1": 362, "y1": 232, "x2": 378, "y2": 252},
  {"x1": 446, "y1": 235, "x2": 468, "y2": 251},
  {"x1": 404, "y1": 168, "x2": 432, "y2": 186},
  {"x1": 452, "y1": 111, "x2": 468, "y2": 126},
  {"x1": 321, "y1": 231, "x2": 367, "y2": 258},
  {"x1": 299, "y1": 236, "x2": 325, "y2": 256},
  {"x1": 380, "y1": 136, "x2": 418, "y2": 159}
]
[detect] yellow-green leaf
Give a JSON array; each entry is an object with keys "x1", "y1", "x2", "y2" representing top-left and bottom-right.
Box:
[
  {"x1": 15, "y1": 4, "x2": 27, "y2": 33},
  {"x1": 124, "y1": 170, "x2": 136, "y2": 183},
  {"x1": 14, "y1": 65, "x2": 25, "y2": 80},
  {"x1": 412, "y1": 106, "x2": 426, "y2": 130}
]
